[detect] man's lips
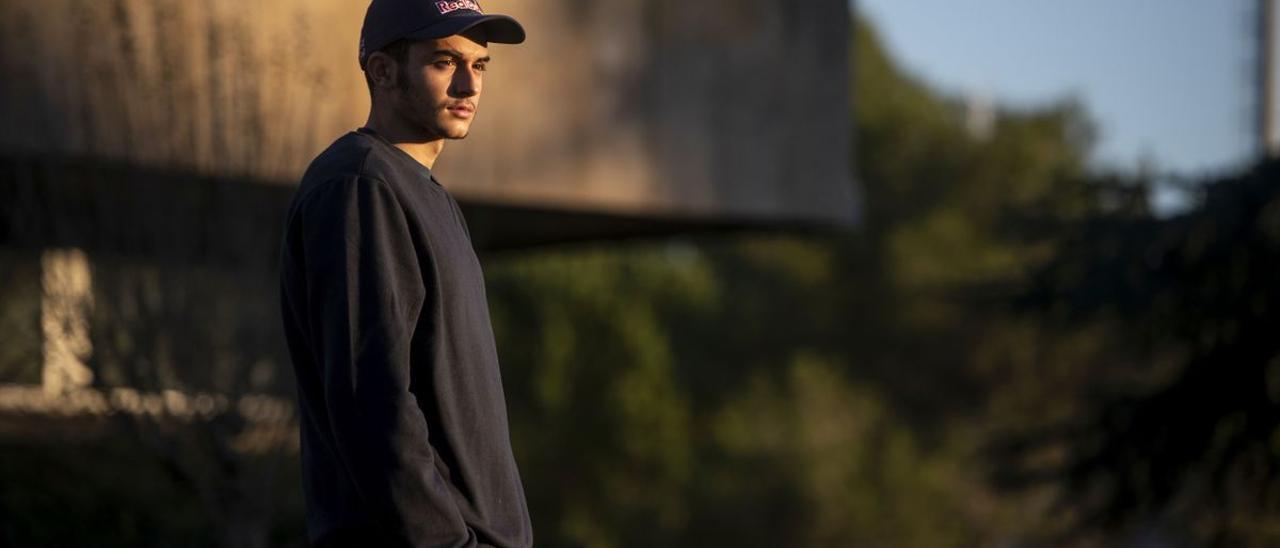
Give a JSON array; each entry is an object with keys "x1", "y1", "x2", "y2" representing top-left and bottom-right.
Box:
[{"x1": 445, "y1": 103, "x2": 475, "y2": 119}]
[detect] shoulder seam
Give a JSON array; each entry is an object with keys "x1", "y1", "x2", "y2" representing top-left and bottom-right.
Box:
[{"x1": 294, "y1": 171, "x2": 396, "y2": 209}]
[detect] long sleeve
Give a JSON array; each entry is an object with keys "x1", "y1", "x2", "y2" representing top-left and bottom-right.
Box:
[{"x1": 296, "y1": 175, "x2": 477, "y2": 548}]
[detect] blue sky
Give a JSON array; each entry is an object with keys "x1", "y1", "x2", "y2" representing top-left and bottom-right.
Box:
[{"x1": 855, "y1": 0, "x2": 1258, "y2": 178}]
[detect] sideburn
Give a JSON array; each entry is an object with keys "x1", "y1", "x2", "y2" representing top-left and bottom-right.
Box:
[{"x1": 396, "y1": 58, "x2": 414, "y2": 95}]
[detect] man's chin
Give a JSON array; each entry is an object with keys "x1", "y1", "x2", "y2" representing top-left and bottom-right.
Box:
[{"x1": 435, "y1": 118, "x2": 473, "y2": 140}]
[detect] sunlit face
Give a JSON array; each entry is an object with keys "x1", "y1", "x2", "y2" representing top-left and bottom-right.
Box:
[{"x1": 390, "y1": 28, "x2": 490, "y2": 140}]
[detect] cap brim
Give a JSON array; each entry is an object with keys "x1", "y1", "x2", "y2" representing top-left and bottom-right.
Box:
[{"x1": 405, "y1": 14, "x2": 525, "y2": 44}]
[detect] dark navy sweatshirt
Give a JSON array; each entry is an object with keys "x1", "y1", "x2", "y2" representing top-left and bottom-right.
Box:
[{"x1": 279, "y1": 128, "x2": 533, "y2": 548}]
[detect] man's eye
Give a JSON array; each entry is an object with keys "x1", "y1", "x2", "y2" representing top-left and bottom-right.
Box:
[
  {"x1": 473, "y1": 63, "x2": 487, "y2": 72},
  {"x1": 433, "y1": 59, "x2": 456, "y2": 69}
]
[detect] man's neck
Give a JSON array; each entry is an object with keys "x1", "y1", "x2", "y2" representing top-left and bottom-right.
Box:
[{"x1": 364, "y1": 112, "x2": 445, "y2": 170}]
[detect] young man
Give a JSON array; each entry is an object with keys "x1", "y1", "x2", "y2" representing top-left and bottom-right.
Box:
[{"x1": 278, "y1": 1, "x2": 531, "y2": 546}]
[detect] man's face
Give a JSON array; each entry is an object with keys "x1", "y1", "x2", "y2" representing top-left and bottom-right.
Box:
[{"x1": 389, "y1": 29, "x2": 489, "y2": 140}]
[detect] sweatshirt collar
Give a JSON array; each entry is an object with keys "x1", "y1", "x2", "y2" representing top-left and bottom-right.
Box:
[{"x1": 354, "y1": 126, "x2": 443, "y2": 188}]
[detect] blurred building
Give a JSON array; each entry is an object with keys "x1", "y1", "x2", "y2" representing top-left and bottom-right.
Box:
[{"x1": 0, "y1": 0, "x2": 856, "y2": 432}]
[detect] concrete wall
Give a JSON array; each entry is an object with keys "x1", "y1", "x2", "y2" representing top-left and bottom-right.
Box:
[{"x1": 0, "y1": 0, "x2": 857, "y2": 226}]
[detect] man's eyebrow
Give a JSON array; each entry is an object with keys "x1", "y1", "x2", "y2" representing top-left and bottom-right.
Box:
[{"x1": 429, "y1": 49, "x2": 491, "y2": 63}]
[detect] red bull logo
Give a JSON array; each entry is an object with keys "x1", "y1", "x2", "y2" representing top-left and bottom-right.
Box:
[{"x1": 435, "y1": 0, "x2": 481, "y2": 15}]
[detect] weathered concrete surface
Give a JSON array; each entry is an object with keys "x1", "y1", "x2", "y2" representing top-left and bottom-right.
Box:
[{"x1": 0, "y1": 0, "x2": 857, "y2": 226}]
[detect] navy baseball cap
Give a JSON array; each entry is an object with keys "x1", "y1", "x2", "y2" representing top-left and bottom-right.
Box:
[{"x1": 359, "y1": 0, "x2": 526, "y2": 68}]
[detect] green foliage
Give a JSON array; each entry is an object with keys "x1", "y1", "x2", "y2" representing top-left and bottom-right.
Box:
[
  {"x1": 992, "y1": 162, "x2": 1280, "y2": 546},
  {"x1": 485, "y1": 240, "x2": 986, "y2": 547},
  {"x1": 486, "y1": 244, "x2": 707, "y2": 547}
]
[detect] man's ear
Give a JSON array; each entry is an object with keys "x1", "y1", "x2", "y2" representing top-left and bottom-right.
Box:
[{"x1": 365, "y1": 51, "x2": 398, "y2": 91}]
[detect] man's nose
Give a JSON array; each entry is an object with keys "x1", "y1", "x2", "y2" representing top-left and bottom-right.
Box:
[{"x1": 451, "y1": 67, "x2": 481, "y2": 97}]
